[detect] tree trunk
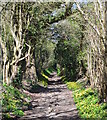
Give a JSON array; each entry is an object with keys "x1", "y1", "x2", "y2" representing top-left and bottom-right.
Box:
[
  {"x1": 23, "y1": 50, "x2": 38, "y2": 84},
  {"x1": 103, "y1": 1, "x2": 107, "y2": 102},
  {"x1": 79, "y1": 24, "x2": 86, "y2": 77}
]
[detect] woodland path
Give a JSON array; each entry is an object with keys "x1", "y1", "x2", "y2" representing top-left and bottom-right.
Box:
[{"x1": 19, "y1": 72, "x2": 80, "y2": 120}]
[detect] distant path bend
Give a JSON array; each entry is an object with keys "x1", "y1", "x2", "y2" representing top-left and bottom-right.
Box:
[{"x1": 19, "y1": 72, "x2": 81, "y2": 120}]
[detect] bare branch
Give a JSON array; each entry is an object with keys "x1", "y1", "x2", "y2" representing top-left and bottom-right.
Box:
[
  {"x1": 75, "y1": 1, "x2": 101, "y2": 37},
  {"x1": 10, "y1": 43, "x2": 31, "y2": 65}
]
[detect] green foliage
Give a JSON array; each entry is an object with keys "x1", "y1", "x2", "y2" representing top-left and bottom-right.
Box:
[
  {"x1": 13, "y1": 110, "x2": 24, "y2": 116},
  {"x1": 67, "y1": 81, "x2": 107, "y2": 119},
  {"x1": 45, "y1": 69, "x2": 52, "y2": 74},
  {"x1": 43, "y1": 70, "x2": 51, "y2": 78},
  {"x1": 2, "y1": 84, "x2": 29, "y2": 119},
  {"x1": 46, "y1": 68, "x2": 55, "y2": 74},
  {"x1": 66, "y1": 82, "x2": 82, "y2": 91},
  {"x1": 37, "y1": 67, "x2": 56, "y2": 87},
  {"x1": 30, "y1": 68, "x2": 54, "y2": 91},
  {"x1": 73, "y1": 87, "x2": 107, "y2": 119},
  {"x1": 38, "y1": 71, "x2": 50, "y2": 87},
  {"x1": 13, "y1": 66, "x2": 22, "y2": 87},
  {"x1": 61, "y1": 76, "x2": 67, "y2": 83},
  {"x1": 57, "y1": 67, "x2": 61, "y2": 76},
  {"x1": 77, "y1": 50, "x2": 87, "y2": 68},
  {"x1": 54, "y1": 38, "x2": 79, "y2": 80}
]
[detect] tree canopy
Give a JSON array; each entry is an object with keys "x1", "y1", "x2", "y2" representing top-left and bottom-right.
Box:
[{"x1": 1, "y1": 1, "x2": 107, "y2": 119}]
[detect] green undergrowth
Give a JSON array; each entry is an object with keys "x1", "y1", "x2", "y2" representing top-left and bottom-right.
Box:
[
  {"x1": 61, "y1": 76, "x2": 68, "y2": 83},
  {"x1": 46, "y1": 68, "x2": 55, "y2": 74},
  {"x1": 45, "y1": 69, "x2": 52, "y2": 75},
  {"x1": 31, "y1": 68, "x2": 55, "y2": 90},
  {"x1": 57, "y1": 67, "x2": 61, "y2": 76},
  {"x1": 67, "y1": 82, "x2": 82, "y2": 90},
  {"x1": 43, "y1": 70, "x2": 51, "y2": 77},
  {"x1": 67, "y1": 82, "x2": 107, "y2": 119},
  {"x1": 38, "y1": 68, "x2": 55, "y2": 87},
  {"x1": 2, "y1": 83, "x2": 30, "y2": 119},
  {"x1": 38, "y1": 72, "x2": 48, "y2": 87}
]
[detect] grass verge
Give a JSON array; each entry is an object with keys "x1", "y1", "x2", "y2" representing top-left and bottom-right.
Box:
[
  {"x1": 66, "y1": 82, "x2": 107, "y2": 119},
  {"x1": 2, "y1": 84, "x2": 30, "y2": 119}
]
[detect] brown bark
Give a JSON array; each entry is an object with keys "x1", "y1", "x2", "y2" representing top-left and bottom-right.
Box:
[
  {"x1": 23, "y1": 54, "x2": 38, "y2": 83},
  {"x1": 103, "y1": 2, "x2": 107, "y2": 102}
]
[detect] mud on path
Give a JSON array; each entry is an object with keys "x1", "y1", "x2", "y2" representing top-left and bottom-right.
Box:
[{"x1": 19, "y1": 72, "x2": 80, "y2": 120}]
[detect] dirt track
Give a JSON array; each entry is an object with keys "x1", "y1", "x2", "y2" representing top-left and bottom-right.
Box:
[{"x1": 19, "y1": 72, "x2": 80, "y2": 120}]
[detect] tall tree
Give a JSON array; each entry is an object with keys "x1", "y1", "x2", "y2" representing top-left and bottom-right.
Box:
[{"x1": 75, "y1": 1, "x2": 107, "y2": 102}]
